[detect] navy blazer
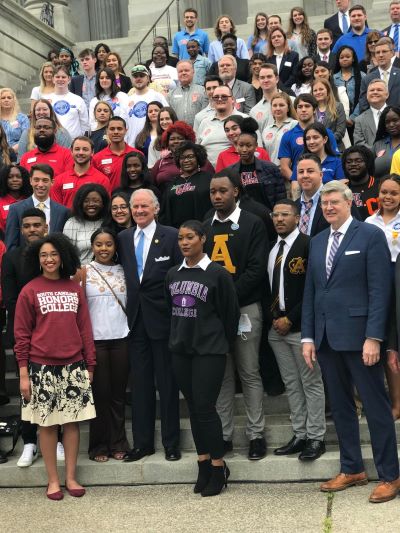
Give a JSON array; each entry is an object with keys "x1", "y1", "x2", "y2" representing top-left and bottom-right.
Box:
[
  {"x1": 69, "y1": 75, "x2": 84, "y2": 98},
  {"x1": 359, "y1": 67, "x2": 400, "y2": 113},
  {"x1": 5, "y1": 197, "x2": 70, "y2": 250},
  {"x1": 266, "y1": 51, "x2": 299, "y2": 88},
  {"x1": 301, "y1": 219, "x2": 392, "y2": 351},
  {"x1": 117, "y1": 223, "x2": 182, "y2": 340},
  {"x1": 324, "y1": 12, "x2": 344, "y2": 45}
]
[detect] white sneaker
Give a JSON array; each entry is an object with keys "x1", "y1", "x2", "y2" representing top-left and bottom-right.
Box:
[
  {"x1": 17, "y1": 444, "x2": 38, "y2": 467},
  {"x1": 57, "y1": 442, "x2": 65, "y2": 462}
]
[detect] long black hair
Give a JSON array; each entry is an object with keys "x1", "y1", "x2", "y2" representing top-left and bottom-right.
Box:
[
  {"x1": 293, "y1": 56, "x2": 315, "y2": 89},
  {"x1": 0, "y1": 164, "x2": 32, "y2": 197},
  {"x1": 375, "y1": 106, "x2": 400, "y2": 143},
  {"x1": 120, "y1": 151, "x2": 153, "y2": 190},
  {"x1": 95, "y1": 67, "x2": 120, "y2": 99},
  {"x1": 303, "y1": 122, "x2": 336, "y2": 157},
  {"x1": 103, "y1": 191, "x2": 134, "y2": 233},
  {"x1": 333, "y1": 45, "x2": 362, "y2": 113}
]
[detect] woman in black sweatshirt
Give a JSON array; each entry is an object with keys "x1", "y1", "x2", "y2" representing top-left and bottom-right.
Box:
[{"x1": 165, "y1": 220, "x2": 240, "y2": 497}]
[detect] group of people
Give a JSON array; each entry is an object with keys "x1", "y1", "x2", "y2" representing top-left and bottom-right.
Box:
[{"x1": 1, "y1": 1, "x2": 400, "y2": 503}]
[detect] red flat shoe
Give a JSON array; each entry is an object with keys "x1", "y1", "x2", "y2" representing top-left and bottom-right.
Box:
[
  {"x1": 65, "y1": 482, "x2": 86, "y2": 497},
  {"x1": 46, "y1": 485, "x2": 64, "y2": 501}
]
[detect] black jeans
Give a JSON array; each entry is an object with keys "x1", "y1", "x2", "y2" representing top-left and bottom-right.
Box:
[{"x1": 172, "y1": 353, "x2": 226, "y2": 460}]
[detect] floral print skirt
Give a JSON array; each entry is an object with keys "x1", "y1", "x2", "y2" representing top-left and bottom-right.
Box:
[{"x1": 22, "y1": 361, "x2": 96, "y2": 426}]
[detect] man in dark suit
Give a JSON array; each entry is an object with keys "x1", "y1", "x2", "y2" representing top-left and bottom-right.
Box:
[
  {"x1": 215, "y1": 55, "x2": 256, "y2": 114},
  {"x1": 268, "y1": 199, "x2": 326, "y2": 461},
  {"x1": 359, "y1": 38, "x2": 400, "y2": 112},
  {"x1": 302, "y1": 180, "x2": 400, "y2": 503},
  {"x1": 5, "y1": 164, "x2": 69, "y2": 250},
  {"x1": 382, "y1": 1, "x2": 400, "y2": 56},
  {"x1": 118, "y1": 189, "x2": 181, "y2": 462},
  {"x1": 324, "y1": 0, "x2": 351, "y2": 45},
  {"x1": 313, "y1": 29, "x2": 337, "y2": 70},
  {"x1": 69, "y1": 48, "x2": 97, "y2": 110}
]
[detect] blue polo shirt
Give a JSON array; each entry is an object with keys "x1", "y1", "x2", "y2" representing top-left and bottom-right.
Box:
[
  {"x1": 172, "y1": 29, "x2": 210, "y2": 59},
  {"x1": 291, "y1": 154, "x2": 345, "y2": 182},
  {"x1": 278, "y1": 124, "x2": 339, "y2": 177},
  {"x1": 332, "y1": 28, "x2": 373, "y2": 62}
]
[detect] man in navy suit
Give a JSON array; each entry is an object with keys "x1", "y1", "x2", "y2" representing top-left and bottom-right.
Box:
[
  {"x1": 382, "y1": 1, "x2": 400, "y2": 56},
  {"x1": 302, "y1": 181, "x2": 400, "y2": 503},
  {"x1": 5, "y1": 164, "x2": 69, "y2": 250},
  {"x1": 69, "y1": 49, "x2": 97, "y2": 110},
  {"x1": 118, "y1": 189, "x2": 182, "y2": 462},
  {"x1": 324, "y1": 0, "x2": 351, "y2": 45}
]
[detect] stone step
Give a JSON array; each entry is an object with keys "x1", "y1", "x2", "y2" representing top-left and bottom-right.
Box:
[
  {"x1": 0, "y1": 445, "x2": 394, "y2": 487},
  {"x1": 2, "y1": 414, "x2": 399, "y2": 455}
]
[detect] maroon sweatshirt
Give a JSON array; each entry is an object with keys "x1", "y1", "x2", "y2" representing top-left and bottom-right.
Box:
[{"x1": 14, "y1": 277, "x2": 96, "y2": 372}]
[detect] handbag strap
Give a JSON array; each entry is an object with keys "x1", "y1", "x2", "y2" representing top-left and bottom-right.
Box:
[{"x1": 89, "y1": 263, "x2": 127, "y2": 316}]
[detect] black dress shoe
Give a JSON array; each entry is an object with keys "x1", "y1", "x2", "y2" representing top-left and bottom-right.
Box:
[
  {"x1": 165, "y1": 447, "x2": 181, "y2": 461},
  {"x1": 248, "y1": 438, "x2": 267, "y2": 460},
  {"x1": 298, "y1": 439, "x2": 326, "y2": 461},
  {"x1": 201, "y1": 462, "x2": 230, "y2": 497},
  {"x1": 274, "y1": 436, "x2": 307, "y2": 456},
  {"x1": 223, "y1": 440, "x2": 233, "y2": 454},
  {"x1": 123, "y1": 448, "x2": 155, "y2": 462}
]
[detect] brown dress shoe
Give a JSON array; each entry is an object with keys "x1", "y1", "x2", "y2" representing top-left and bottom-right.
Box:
[
  {"x1": 369, "y1": 479, "x2": 400, "y2": 503},
  {"x1": 320, "y1": 472, "x2": 368, "y2": 492}
]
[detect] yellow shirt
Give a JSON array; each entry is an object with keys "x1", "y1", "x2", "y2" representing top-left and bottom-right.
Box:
[{"x1": 391, "y1": 150, "x2": 400, "y2": 174}]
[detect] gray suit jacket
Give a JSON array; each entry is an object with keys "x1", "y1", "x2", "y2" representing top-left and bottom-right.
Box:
[
  {"x1": 359, "y1": 67, "x2": 400, "y2": 113},
  {"x1": 353, "y1": 108, "x2": 377, "y2": 149},
  {"x1": 231, "y1": 79, "x2": 256, "y2": 114}
]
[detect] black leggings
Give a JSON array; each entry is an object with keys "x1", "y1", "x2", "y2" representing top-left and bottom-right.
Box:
[{"x1": 172, "y1": 353, "x2": 226, "y2": 460}]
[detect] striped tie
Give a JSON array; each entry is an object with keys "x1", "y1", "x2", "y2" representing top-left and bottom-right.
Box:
[
  {"x1": 299, "y1": 200, "x2": 313, "y2": 234},
  {"x1": 394, "y1": 24, "x2": 399, "y2": 52},
  {"x1": 271, "y1": 240, "x2": 286, "y2": 318},
  {"x1": 326, "y1": 231, "x2": 341, "y2": 278}
]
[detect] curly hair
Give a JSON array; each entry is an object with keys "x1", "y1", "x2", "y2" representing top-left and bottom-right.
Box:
[
  {"x1": 72, "y1": 183, "x2": 110, "y2": 222},
  {"x1": 342, "y1": 145, "x2": 375, "y2": 178},
  {"x1": 24, "y1": 232, "x2": 81, "y2": 279},
  {"x1": 287, "y1": 7, "x2": 313, "y2": 46},
  {"x1": 303, "y1": 122, "x2": 336, "y2": 157},
  {"x1": 135, "y1": 101, "x2": 163, "y2": 152},
  {"x1": 375, "y1": 106, "x2": 400, "y2": 143},
  {"x1": 174, "y1": 142, "x2": 208, "y2": 168},
  {"x1": 0, "y1": 164, "x2": 32, "y2": 198},
  {"x1": 95, "y1": 67, "x2": 120, "y2": 99},
  {"x1": 214, "y1": 14, "x2": 236, "y2": 39},
  {"x1": 161, "y1": 121, "x2": 195, "y2": 149}
]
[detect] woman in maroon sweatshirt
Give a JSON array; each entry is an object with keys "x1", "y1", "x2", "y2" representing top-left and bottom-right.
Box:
[{"x1": 14, "y1": 233, "x2": 96, "y2": 501}]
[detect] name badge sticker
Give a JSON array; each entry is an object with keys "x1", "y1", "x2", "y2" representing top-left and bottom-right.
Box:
[
  {"x1": 284, "y1": 61, "x2": 292, "y2": 67},
  {"x1": 63, "y1": 183, "x2": 74, "y2": 190},
  {"x1": 27, "y1": 157, "x2": 37, "y2": 163},
  {"x1": 101, "y1": 158, "x2": 113, "y2": 164}
]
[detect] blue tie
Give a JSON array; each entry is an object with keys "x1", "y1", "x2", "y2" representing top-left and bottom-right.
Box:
[
  {"x1": 135, "y1": 230, "x2": 145, "y2": 277},
  {"x1": 342, "y1": 13, "x2": 348, "y2": 34},
  {"x1": 394, "y1": 24, "x2": 399, "y2": 52}
]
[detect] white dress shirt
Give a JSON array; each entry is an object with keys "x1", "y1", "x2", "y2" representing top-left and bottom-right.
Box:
[
  {"x1": 268, "y1": 228, "x2": 300, "y2": 312},
  {"x1": 274, "y1": 53, "x2": 283, "y2": 73},
  {"x1": 339, "y1": 11, "x2": 350, "y2": 33},
  {"x1": 325, "y1": 216, "x2": 353, "y2": 270},
  {"x1": 371, "y1": 104, "x2": 387, "y2": 129},
  {"x1": 178, "y1": 254, "x2": 212, "y2": 271},
  {"x1": 365, "y1": 210, "x2": 400, "y2": 262},
  {"x1": 134, "y1": 219, "x2": 157, "y2": 280},
  {"x1": 212, "y1": 205, "x2": 241, "y2": 224}
]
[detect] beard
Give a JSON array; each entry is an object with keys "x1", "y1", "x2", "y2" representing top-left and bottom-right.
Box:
[{"x1": 34, "y1": 133, "x2": 55, "y2": 150}]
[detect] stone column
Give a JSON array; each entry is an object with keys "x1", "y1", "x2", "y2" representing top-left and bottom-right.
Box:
[
  {"x1": 24, "y1": 0, "x2": 77, "y2": 40},
  {"x1": 87, "y1": 0, "x2": 121, "y2": 40}
]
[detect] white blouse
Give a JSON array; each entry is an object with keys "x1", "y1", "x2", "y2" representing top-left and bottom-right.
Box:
[
  {"x1": 85, "y1": 261, "x2": 129, "y2": 340},
  {"x1": 365, "y1": 211, "x2": 400, "y2": 262}
]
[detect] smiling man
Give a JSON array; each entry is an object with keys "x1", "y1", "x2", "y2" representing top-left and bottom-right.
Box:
[
  {"x1": 117, "y1": 188, "x2": 182, "y2": 463},
  {"x1": 332, "y1": 4, "x2": 372, "y2": 60},
  {"x1": 168, "y1": 60, "x2": 205, "y2": 126},
  {"x1": 172, "y1": 8, "x2": 209, "y2": 60}
]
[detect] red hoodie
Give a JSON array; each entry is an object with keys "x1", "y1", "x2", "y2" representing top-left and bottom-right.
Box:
[{"x1": 14, "y1": 277, "x2": 96, "y2": 371}]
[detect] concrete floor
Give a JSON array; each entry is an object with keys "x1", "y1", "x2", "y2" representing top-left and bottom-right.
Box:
[{"x1": 0, "y1": 483, "x2": 399, "y2": 533}]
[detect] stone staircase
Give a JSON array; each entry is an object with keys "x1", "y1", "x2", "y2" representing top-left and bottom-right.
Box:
[{"x1": 2, "y1": 348, "x2": 400, "y2": 488}]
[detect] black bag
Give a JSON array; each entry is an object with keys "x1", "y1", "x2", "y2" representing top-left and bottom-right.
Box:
[{"x1": 0, "y1": 415, "x2": 22, "y2": 456}]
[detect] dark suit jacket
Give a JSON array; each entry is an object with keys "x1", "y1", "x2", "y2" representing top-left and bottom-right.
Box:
[
  {"x1": 387, "y1": 254, "x2": 400, "y2": 351},
  {"x1": 295, "y1": 197, "x2": 361, "y2": 237},
  {"x1": 359, "y1": 67, "x2": 400, "y2": 112},
  {"x1": 324, "y1": 12, "x2": 344, "y2": 45},
  {"x1": 5, "y1": 197, "x2": 70, "y2": 250},
  {"x1": 117, "y1": 223, "x2": 182, "y2": 339},
  {"x1": 208, "y1": 57, "x2": 251, "y2": 83},
  {"x1": 118, "y1": 74, "x2": 133, "y2": 93},
  {"x1": 302, "y1": 219, "x2": 392, "y2": 351},
  {"x1": 268, "y1": 232, "x2": 310, "y2": 331},
  {"x1": 266, "y1": 51, "x2": 299, "y2": 88},
  {"x1": 69, "y1": 75, "x2": 84, "y2": 97},
  {"x1": 312, "y1": 52, "x2": 337, "y2": 71}
]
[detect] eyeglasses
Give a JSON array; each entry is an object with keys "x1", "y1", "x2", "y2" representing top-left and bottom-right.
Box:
[
  {"x1": 179, "y1": 154, "x2": 196, "y2": 161},
  {"x1": 111, "y1": 204, "x2": 129, "y2": 212},
  {"x1": 212, "y1": 95, "x2": 230, "y2": 101},
  {"x1": 368, "y1": 40, "x2": 379, "y2": 44},
  {"x1": 39, "y1": 251, "x2": 60, "y2": 259}
]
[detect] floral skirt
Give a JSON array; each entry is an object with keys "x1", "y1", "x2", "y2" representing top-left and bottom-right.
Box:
[{"x1": 22, "y1": 360, "x2": 96, "y2": 426}]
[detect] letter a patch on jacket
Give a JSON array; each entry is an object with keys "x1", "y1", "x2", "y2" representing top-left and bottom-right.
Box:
[{"x1": 211, "y1": 235, "x2": 236, "y2": 273}]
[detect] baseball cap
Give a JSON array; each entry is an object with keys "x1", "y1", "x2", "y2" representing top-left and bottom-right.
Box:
[{"x1": 131, "y1": 64, "x2": 150, "y2": 75}]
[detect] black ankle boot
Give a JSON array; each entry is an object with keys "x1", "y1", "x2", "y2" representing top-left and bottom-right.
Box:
[
  {"x1": 201, "y1": 462, "x2": 230, "y2": 497},
  {"x1": 193, "y1": 459, "x2": 212, "y2": 493}
]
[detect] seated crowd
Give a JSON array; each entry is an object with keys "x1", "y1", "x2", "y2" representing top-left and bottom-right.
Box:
[{"x1": 1, "y1": 1, "x2": 400, "y2": 503}]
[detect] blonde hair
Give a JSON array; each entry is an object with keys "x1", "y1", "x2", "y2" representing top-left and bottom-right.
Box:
[
  {"x1": 312, "y1": 78, "x2": 338, "y2": 120},
  {"x1": 270, "y1": 92, "x2": 297, "y2": 120},
  {"x1": 0, "y1": 88, "x2": 20, "y2": 122},
  {"x1": 39, "y1": 62, "x2": 56, "y2": 92}
]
